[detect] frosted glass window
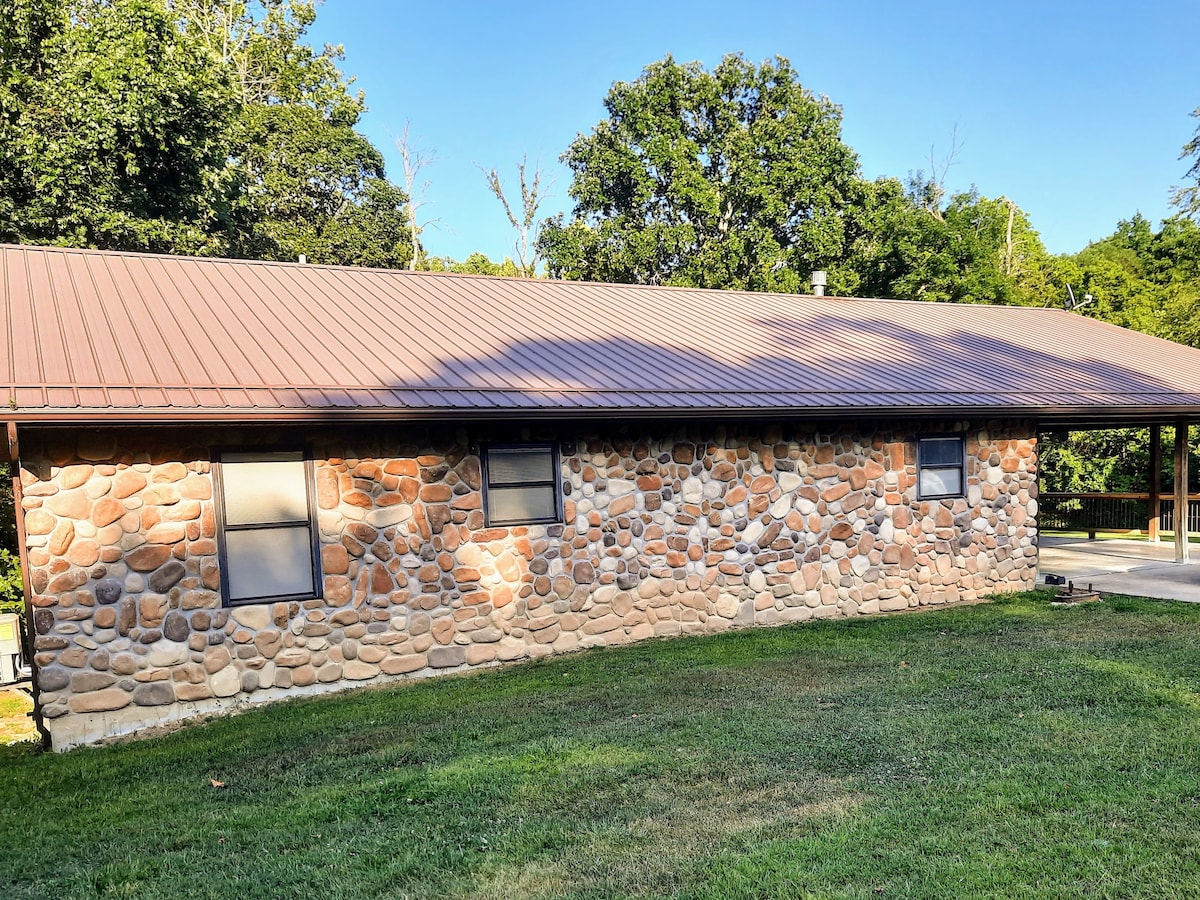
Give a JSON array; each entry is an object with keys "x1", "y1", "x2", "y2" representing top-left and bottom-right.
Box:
[
  {"x1": 483, "y1": 443, "x2": 559, "y2": 525},
  {"x1": 216, "y1": 449, "x2": 318, "y2": 604},
  {"x1": 225, "y1": 527, "x2": 314, "y2": 601},
  {"x1": 487, "y1": 448, "x2": 555, "y2": 485},
  {"x1": 220, "y1": 452, "x2": 309, "y2": 525},
  {"x1": 487, "y1": 485, "x2": 557, "y2": 524},
  {"x1": 917, "y1": 436, "x2": 965, "y2": 499},
  {"x1": 919, "y1": 467, "x2": 963, "y2": 498}
]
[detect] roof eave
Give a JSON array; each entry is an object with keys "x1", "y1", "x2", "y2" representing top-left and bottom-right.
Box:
[{"x1": 8, "y1": 402, "x2": 1200, "y2": 428}]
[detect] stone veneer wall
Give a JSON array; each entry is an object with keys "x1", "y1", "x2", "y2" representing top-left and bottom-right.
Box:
[{"x1": 21, "y1": 420, "x2": 1038, "y2": 749}]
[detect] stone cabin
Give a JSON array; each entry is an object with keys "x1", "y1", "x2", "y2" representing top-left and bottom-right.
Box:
[{"x1": 5, "y1": 245, "x2": 1200, "y2": 750}]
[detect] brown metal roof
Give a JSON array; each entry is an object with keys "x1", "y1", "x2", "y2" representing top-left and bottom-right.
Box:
[{"x1": 3, "y1": 242, "x2": 1200, "y2": 426}]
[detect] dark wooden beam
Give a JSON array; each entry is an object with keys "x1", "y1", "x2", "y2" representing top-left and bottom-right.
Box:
[
  {"x1": 7, "y1": 421, "x2": 49, "y2": 748},
  {"x1": 1149, "y1": 424, "x2": 1161, "y2": 541},
  {"x1": 1175, "y1": 421, "x2": 1190, "y2": 563}
]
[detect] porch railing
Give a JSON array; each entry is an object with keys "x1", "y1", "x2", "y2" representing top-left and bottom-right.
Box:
[{"x1": 1039, "y1": 492, "x2": 1200, "y2": 535}]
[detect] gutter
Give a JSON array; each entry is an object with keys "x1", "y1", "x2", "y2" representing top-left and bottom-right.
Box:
[
  {"x1": 5, "y1": 402, "x2": 1200, "y2": 428},
  {"x1": 7, "y1": 422, "x2": 50, "y2": 749}
]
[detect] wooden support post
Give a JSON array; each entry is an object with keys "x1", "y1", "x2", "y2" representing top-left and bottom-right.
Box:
[
  {"x1": 1149, "y1": 424, "x2": 1161, "y2": 542},
  {"x1": 7, "y1": 422, "x2": 49, "y2": 748},
  {"x1": 1175, "y1": 421, "x2": 1190, "y2": 563}
]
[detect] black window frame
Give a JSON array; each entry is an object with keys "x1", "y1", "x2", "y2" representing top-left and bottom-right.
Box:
[
  {"x1": 212, "y1": 446, "x2": 323, "y2": 607},
  {"x1": 480, "y1": 442, "x2": 562, "y2": 527},
  {"x1": 916, "y1": 434, "x2": 967, "y2": 501}
]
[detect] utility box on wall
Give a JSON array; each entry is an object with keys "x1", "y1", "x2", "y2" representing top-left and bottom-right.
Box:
[{"x1": 0, "y1": 614, "x2": 22, "y2": 684}]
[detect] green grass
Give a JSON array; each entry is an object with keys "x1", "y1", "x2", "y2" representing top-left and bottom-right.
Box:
[
  {"x1": 4, "y1": 592, "x2": 1200, "y2": 898},
  {"x1": 0, "y1": 689, "x2": 35, "y2": 744}
]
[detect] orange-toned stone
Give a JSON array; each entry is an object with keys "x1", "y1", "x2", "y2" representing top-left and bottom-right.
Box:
[
  {"x1": 384, "y1": 459, "x2": 419, "y2": 477},
  {"x1": 321, "y1": 544, "x2": 349, "y2": 575},
  {"x1": 822, "y1": 483, "x2": 851, "y2": 503},
  {"x1": 127, "y1": 545, "x2": 172, "y2": 572},
  {"x1": 45, "y1": 489, "x2": 89, "y2": 520},
  {"x1": 46, "y1": 520, "x2": 73, "y2": 556},
  {"x1": 749, "y1": 475, "x2": 775, "y2": 494},
  {"x1": 66, "y1": 540, "x2": 99, "y2": 567},
  {"x1": 146, "y1": 522, "x2": 186, "y2": 544},
  {"x1": 370, "y1": 563, "x2": 393, "y2": 595},
  {"x1": 24, "y1": 509, "x2": 54, "y2": 535},
  {"x1": 323, "y1": 575, "x2": 352, "y2": 606},
  {"x1": 419, "y1": 483, "x2": 453, "y2": 502},
  {"x1": 711, "y1": 462, "x2": 737, "y2": 481},
  {"x1": 343, "y1": 490, "x2": 372, "y2": 508},
  {"x1": 112, "y1": 469, "x2": 147, "y2": 499},
  {"x1": 177, "y1": 475, "x2": 212, "y2": 500}
]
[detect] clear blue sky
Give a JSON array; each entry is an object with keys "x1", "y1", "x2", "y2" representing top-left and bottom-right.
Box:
[{"x1": 309, "y1": 0, "x2": 1200, "y2": 262}]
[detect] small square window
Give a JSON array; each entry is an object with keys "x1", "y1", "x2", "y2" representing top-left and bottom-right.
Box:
[
  {"x1": 214, "y1": 449, "x2": 321, "y2": 605},
  {"x1": 482, "y1": 444, "x2": 561, "y2": 526},
  {"x1": 917, "y1": 435, "x2": 965, "y2": 500}
]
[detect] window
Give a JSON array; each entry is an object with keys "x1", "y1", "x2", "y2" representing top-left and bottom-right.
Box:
[
  {"x1": 213, "y1": 449, "x2": 321, "y2": 605},
  {"x1": 482, "y1": 443, "x2": 560, "y2": 526},
  {"x1": 917, "y1": 435, "x2": 966, "y2": 499}
]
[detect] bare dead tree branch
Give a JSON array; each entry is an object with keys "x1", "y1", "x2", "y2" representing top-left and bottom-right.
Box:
[
  {"x1": 479, "y1": 156, "x2": 552, "y2": 277},
  {"x1": 397, "y1": 121, "x2": 437, "y2": 271}
]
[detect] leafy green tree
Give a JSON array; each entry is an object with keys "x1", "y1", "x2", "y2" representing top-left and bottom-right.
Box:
[
  {"x1": 1, "y1": 0, "x2": 236, "y2": 252},
  {"x1": 539, "y1": 53, "x2": 862, "y2": 291},
  {"x1": 1049, "y1": 214, "x2": 1200, "y2": 347},
  {"x1": 424, "y1": 252, "x2": 523, "y2": 277},
  {"x1": 174, "y1": 0, "x2": 412, "y2": 266},
  {"x1": 0, "y1": 0, "x2": 412, "y2": 266}
]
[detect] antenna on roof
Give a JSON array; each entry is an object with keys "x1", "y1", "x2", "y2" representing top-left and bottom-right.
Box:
[{"x1": 1065, "y1": 284, "x2": 1093, "y2": 311}]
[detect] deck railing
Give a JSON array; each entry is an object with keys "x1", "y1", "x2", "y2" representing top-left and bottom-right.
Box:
[{"x1": 1039, "y1": 492, "x2": 1200, "y2": 535}]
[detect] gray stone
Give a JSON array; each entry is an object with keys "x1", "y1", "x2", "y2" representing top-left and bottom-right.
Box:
[
  {"x1": 148, "y1": 561, "x2": 186, "y2": 593},
  {"x1": 132, "y1": 682, "x2": 175, "y2": 706},
  {"x1": 38, "y1": 665, "x2": 69, "y2": 692},
  {"x1": 162, "y1": 611, "x2": 189, "y2": 643},
  {"x1": 427, "y1": 645, "x2": 466, "y2": 668},
  {"x1": 95, "y1": 578, "x2": 123, "y2": 605},
  {"x1": 70, "y1": 671, "x2": 117, "y2": 693}
]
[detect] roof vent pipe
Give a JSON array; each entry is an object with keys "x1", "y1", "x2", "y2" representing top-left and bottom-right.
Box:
[
  {"x1": 298, "y1": 254, "x2": 307, "y2": 264},
  {"x1": 810, "y1": 270, "x2": 827, "y2": 297}
]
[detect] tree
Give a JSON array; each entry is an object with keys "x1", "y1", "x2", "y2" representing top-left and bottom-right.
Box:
[
  {"x1": 481, "y1": 157, "x2": 549, "y2": 277},
  {"x1": 0, "y1": 0, "x2": 413, "y2": 266},
  {"x1": 175, "y1": 0, "x2": 412, "y2": 267},
  {"x1": 539, "y1": 53, "x2": 862, "y2": 291},
  {"x1": 226, "y1": 103, "x2": 410, "y2": 267},
  {"x1": 844, "y1": 178, "x2": 1054, "y2": 305},
  {"x1": 1174, "y1": 106, "x2": 1200, "y2": 217},
  {"x1": 396, "y1": 122, "x2": 436, "y2": 271},
  {"x1": 1, "y1": 0, "x2": 236, "y2": 252}
]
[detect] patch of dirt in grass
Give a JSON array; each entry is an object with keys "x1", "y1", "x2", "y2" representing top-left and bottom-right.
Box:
[
  {"x1": 465, "y1": 774, "x2": 861, "y2": 899},
  {"x1": 0, "y1": 687, "x2": 37, "y2": 744}
]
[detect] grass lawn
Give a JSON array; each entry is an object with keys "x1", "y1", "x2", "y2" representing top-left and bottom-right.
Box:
[
  {"x1": 0, "y1": 688, "x2": 36, "y2": 745},
  {"x1": 3, "y1": 591, "x2": 1200, "y2": 898}
]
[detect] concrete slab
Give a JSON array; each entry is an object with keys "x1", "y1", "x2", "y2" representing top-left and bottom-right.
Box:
[{"x1": 1037, "y1": 536, "x2": 1200, "y2": 602}]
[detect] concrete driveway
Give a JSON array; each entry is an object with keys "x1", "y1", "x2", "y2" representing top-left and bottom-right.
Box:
[{"x1": 1037, "y1": 536, "x2": 1200, "y2": 602}]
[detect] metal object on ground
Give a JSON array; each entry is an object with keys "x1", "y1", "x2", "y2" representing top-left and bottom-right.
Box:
[{"x1": 1052, "y1": 581, "x2": 1101, "y2": 605}]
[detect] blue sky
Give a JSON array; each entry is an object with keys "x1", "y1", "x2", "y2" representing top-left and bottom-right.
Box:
[{"x1": 308, "y1": 0, "x2": 1200, "y2": 262}]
